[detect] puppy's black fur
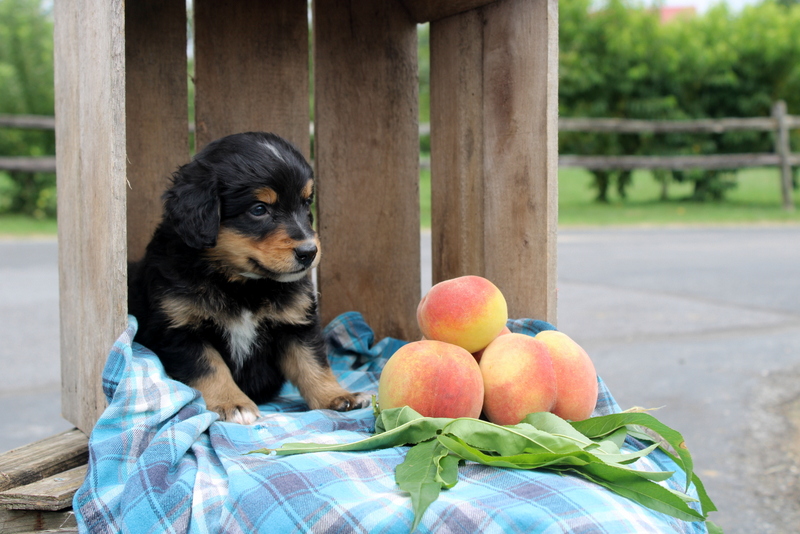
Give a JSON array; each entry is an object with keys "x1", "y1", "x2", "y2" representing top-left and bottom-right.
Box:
[{"x1": 128, "y1": 132, "x2": 369, "y2": 424}]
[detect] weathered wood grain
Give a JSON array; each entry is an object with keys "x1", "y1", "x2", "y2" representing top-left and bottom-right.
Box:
[
  {"x1": 314, "y1": 0, "x2": 421, "y2": 341},
  {"x1": 0, "y1": 465, "x2": 87, "y2": 511},
  {"x1": 0, "y1": 509, "x2": 77, "y2": 534},
  {"x1": 0, "y1": 430, "x2": 87, "y2": 493},
  {"x1": 429, "y1": 0, "x2": 559, "y2": 324},
  {"x1": 125, "y1": 0, "x2": 189, "y2": 261},
  {"x1": 54, "y1": 0, "x2": 128, "y2": 434},
  {"x1": 194, "y1": 0, "x2": 310, "y2": 156},
  {"x1": 400, "y1": 0, "x2": 498, "y2": 22},
  {"x1": 430, "y1": 9, "x2": 486, "y2": 279}
]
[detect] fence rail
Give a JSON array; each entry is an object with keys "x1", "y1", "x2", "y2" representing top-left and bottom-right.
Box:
[
  {"x1": 558, "y1": 101, "x2": 796, "y2": 210},
  {"x1": 2, "y1": 102, "x2": 797, "y2": 210}
]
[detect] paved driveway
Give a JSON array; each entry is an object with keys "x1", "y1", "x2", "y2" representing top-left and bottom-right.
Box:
[{"x1": 2, "y1": 225, "x2": 800, "y2": 533}]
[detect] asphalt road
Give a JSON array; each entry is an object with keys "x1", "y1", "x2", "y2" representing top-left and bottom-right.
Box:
[{"x1": 2, "y1": 226, "x2": 800, "y2": 534}]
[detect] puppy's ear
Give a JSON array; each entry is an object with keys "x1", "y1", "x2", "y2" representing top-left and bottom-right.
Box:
[{"x1": 163, "y1": 160, "x2": 220, "y2": 249}]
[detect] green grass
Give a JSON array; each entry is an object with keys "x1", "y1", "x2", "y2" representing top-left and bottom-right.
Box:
[
  {"x1": 420, "y1": 166, "x2": 800, "y2": 228},
  {"x1": 1, "y1": 167, "x2": 798, "y2": 236},
  {"x1": 0, "y1": 214, "x2": 57, "y2": 236},
  {"x1": 558, "y1": 167, "x2": 800, "y2": 226}
]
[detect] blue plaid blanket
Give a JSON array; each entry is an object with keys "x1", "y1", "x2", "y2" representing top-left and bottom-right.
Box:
[{"x1": 74, "y1": 312, "x2": 708, "y2": 534}]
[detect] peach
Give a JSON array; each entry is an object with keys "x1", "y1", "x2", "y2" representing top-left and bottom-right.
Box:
[
  {"x1": 479, "y1": 333, "x2": 557, "y2": 425},
  {"x1": 378, "y1": 340, "x2": 484, "y2": 419},
  {"x1": 472, "y1": 326, "x2": 511, "y2": 363},
  {"x1": 417, "y1": 275, "x2": 508, "y2": 353},
  {"x1": 535, "y1": 330, "x2": 598, "y2": 421}
]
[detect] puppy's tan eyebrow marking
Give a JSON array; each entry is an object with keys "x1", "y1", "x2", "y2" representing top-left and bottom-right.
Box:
[
  {"x1": 256, "y1": 187, "x2": 278, "y2": 204},
  {"x1": 302, "y1": 180, "x2": 314, "y2": 200}
]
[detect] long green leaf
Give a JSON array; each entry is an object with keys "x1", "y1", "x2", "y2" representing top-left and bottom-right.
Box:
[
  {"x1": 254, "y1": 410, "x2": 450, "y2": 456},
  {"x1": 570, "y1": 412, "x2": 694, "y2": 491},
  {"x1": 440, "y1": 418, "x2": 586, "y2": 456},
  {"x1": 395, "y1": 439, "x2": 451, "y2": 532},
  {"x1": 660, "y1": 449, "x2": 718, "y2": 515},
  {"x1": 522, "y1": 412, "x2": 601, "y2": 449},
  {"x1": 439, "y1": 434, "x2": 672, "y2": 481},
  {"x1": 569, "y1": 464, "x2": 706, "y2": 522}
]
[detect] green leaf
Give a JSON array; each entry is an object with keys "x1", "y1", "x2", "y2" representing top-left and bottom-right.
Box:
[
  {"x1": 395, "y1": 439, "x2": 452, "y2": 532},
  {"x1": 435, "y1": 452, "x2": 460, "y2": 489},
  {"x1": 589, "y1": 426, "x2": 628, "y2": 455},
  {"x1": 660, "y1": 449, "x2": 719, "y2": 516},
  {"x1": 570, "y1": 464, "x2": 707, "y2": 523},
  {"x1": 437, "y1": 433, "x2": 596, "y2": 470},
  {"x1": 570, "y1": 412, "x2": 694, "y2": 491},
  {"x1": 522, "y1": 412, "x2": 600, "y2": 449},
  {"x1": 375, "y1": 406, "x2": 436, "y2": 434},
  {"x1": 253, "y1": 408, "x2": 451, "y2": 456},
  {"x1": 440, "y1": 418, "x2": 586, "y2": 456}
]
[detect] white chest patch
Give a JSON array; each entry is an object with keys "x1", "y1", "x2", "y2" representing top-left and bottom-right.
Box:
[{"x1": 224, "y1": 310, "x2": 259, "y2": 370}]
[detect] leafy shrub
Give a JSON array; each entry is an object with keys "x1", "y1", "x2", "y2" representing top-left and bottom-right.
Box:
[{"x1": 559, "y1": 0, "x2": 800, "y2": 201}]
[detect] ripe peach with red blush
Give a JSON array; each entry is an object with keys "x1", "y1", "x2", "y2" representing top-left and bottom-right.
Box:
[{"x1": 417, "y1": 276, "x2": 508, "y2": 354}]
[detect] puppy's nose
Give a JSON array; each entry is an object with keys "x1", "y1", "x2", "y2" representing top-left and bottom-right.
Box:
[{"x1": 294, "y1": 242, "x2": 318, "y2": 268}]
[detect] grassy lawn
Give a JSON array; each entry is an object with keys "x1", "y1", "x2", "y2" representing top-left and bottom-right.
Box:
[
  {"x1": 558, "y1": 167, "x2": 800, "y2": 226},
  {"x1": 1, "y1": 167, "x2": 798, "y2": 236},
  {"x1": 420, "y1": 166, "x2": 800, "y2": 228},
  {"x1": 0, "y1": 214, "x2": 57, "y2": 236}
]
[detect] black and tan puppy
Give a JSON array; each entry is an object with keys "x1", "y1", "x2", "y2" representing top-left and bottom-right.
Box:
[{"x1": 128, "y1": 132, "x2": 370, "y2": 424}]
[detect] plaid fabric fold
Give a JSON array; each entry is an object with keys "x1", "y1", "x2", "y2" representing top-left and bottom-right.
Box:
[{"x1": 73, "y1": 312, "x2": 708, "y2": 534}]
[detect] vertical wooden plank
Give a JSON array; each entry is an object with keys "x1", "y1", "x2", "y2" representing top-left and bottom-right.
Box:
[
  {"x1": 193, "y1": 0, "x2": 310, "y2": 157},
  {"x1": 483, "y1": 0, "x2": 558, "y2": 323},
  {"x1": 125, "y1": 0, "x2": 189, "y2": 262},
  {"x1": 314, "y1": 0, "x2": 420, "y2": 340},
  {"x1": 773, "y1": 100, "x2": 795, "y2": 212},
  {"x1": 429, "y1": 0, "x2": 558, "y2": 324},
  {"x1": 430, "y1": 10, "x2": 486, "y2": 281},
  {"x1": 54, "y1": 0, "x2": 128, "y2": 433}
]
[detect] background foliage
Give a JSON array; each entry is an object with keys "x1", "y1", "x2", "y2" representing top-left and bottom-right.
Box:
[
  {"x1": 1, "y1": 0, "x2": 800, "y2": 217},
  {"x1": 559, "y1": 0, "x2": 800, "y2": 201},
  {"x1": 0, "y1": 0, "x2": 54, "y2": 218}
]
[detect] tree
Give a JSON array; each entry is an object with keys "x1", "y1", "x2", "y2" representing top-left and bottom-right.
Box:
[{"x1": 0, "y1": 0, "x2": 55, "y2": 217}]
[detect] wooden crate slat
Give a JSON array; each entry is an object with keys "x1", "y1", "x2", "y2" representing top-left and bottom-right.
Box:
[
  {"x1": 481, "y1": 0, "x2": 558, "y2": 323},
  {"x1": 0, "y1": 508, "x2": 77, "y2": 534},
  {"x1": 314, "y1": 0, "x2": 421, "y2": 341},
  {"x1": 400, "y1": 0, "x2": 499, "y2": 22},
  {"x1": 429, "y1": 0, "x2": 558, "y2": 324},
  {"x1": 0, "y1": 430, "x2": 88, "y2": 493},
  {"x1": 430, "y1": 9, "x2": 486, "y2": 279},
  {"x1": 125, "y1": 0, "x2": 189, "y2": 262},
  {"x1": 0, "y1": 465, "x2": 87, "y2": 511},
  {"x1": 194, "y1": 0, "x2": 310, "y2": 156},
  {"x1": 54, "y1": 0, "x2": 129, "y2": 434}
]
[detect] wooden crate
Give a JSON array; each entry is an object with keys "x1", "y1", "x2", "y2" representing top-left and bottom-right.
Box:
[
  {"x1": 0, "y1": 430, "x2": 87, "y2": 533},
  {"x1": 54, "y1": 0, "x2": 558, "y2": 438}
]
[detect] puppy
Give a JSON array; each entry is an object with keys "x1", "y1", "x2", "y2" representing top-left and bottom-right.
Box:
[{"x1": 128, "y1": 131, "x2": 370, "y2": 424}]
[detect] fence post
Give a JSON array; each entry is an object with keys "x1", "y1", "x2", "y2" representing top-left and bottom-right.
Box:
[{"x1": 773, "y1": 100, "x2": 795, "y2": 211}]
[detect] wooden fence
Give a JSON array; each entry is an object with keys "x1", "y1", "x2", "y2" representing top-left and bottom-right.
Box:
[
  {"x1": 2, "y1": 101, "x2": 797, "y2": 210},
  {"x1": 559, "y1": 101, "x2": 797, "y2": 210}
]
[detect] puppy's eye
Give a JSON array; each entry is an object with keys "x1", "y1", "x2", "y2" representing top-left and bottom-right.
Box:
[
  {"x1": 249, "y1": 203, "x2": 269, "y2": 217},
  {"x1": 303, "y1": 197, "x2": 313, "y2": 208}
]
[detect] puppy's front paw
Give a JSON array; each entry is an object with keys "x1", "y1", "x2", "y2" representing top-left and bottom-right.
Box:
[
  {"x1": 207, "y1": 397, "x2": 261, "y2": 424},
  {"x1": 327, "y1": 391, "x2": 372, "y2": 412}
]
